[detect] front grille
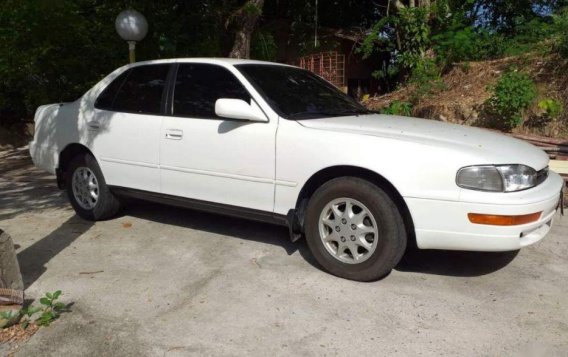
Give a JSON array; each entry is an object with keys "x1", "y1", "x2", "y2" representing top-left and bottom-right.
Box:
[{"x1": 536, "y1": 166, "x2": 549, "y2": 186}]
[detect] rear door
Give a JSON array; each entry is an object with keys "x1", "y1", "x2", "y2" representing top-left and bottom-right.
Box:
[
  {"x1": 159, "y1": 63, "x2": 277, "y2": 212},
  {"x1": 90, "y1": 64, "x2": 171, "y2": 193}
]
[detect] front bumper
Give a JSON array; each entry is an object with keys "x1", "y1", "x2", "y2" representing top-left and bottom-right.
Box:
[{"x1": 406, "y1": 171, "x2": 564, "y2": 251}]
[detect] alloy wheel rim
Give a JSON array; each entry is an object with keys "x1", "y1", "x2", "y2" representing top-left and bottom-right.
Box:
[
  {"x1": 318, "y1": 197, "x2": 379, "y2": 264},
  {"x1": 72, "y1": 167, "x2": 99, "y2": 210}
]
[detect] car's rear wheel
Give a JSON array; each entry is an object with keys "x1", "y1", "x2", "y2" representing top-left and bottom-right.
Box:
[
  {"x1": 66, "y1": 154, "x2": 121, "y2": 221},
  {"x1": 305, "y1": 177, "x2": 407, "y2": 281}
]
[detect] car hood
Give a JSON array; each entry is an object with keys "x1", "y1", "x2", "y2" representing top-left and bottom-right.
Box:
[{"x1": 297, "y1": 114, "x2": 549, "y2": 170}]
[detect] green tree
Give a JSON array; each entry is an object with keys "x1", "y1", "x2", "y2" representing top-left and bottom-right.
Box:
[
  {"x1": 227, "y1": 0, "x2": 265, "y2": 58},
  {"x1": 0, "y1": 0, "x2": 239, "y2": 126}
]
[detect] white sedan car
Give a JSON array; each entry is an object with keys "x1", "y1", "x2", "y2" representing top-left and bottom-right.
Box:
[{"x1": 30, "y1": 58, "x2": 564, "y2": 281}]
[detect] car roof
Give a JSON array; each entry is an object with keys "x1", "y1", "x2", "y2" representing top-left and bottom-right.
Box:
[{"x1": 126, "y1": 57, "x2": 294, "y2": 68}]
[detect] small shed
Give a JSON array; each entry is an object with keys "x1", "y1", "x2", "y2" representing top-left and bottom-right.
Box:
[
  {"x1": 293, "y1": 36, "x2": 381, "y2": 99},
  {"x1": 298, "y1": 51, "x2": 346, "y2": 89}
]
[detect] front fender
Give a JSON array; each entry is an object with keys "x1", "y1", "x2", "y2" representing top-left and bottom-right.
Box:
[{"x1": 274, "y1": 119, "x2": 466, "y2": 215}]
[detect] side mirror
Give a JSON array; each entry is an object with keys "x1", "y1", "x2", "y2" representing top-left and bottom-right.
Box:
[{"x1": 215, "y1": 98, "x2": 268, "y2": 122}]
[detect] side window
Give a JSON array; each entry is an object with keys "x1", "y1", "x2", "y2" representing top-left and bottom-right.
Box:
[
  {"x1": 173, "y1": 64, "x2": 251, "y2": 119},
  {"x1": 94, "y1": 69, "x2": 131, "y2": 110},
  {"x1": 99, "y1": 64, "x2": 170, "y2": 115}
]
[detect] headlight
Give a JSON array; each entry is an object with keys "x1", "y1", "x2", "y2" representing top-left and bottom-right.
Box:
[{"x1": 456, "y1": 164, "x2": 537, "y2": 192}]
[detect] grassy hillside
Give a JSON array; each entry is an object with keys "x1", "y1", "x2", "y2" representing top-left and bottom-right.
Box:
[{"x1": 365, "y1": 52, "x2": 568, "y2": 139}]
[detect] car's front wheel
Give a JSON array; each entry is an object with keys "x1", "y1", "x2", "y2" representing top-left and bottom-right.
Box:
[
  {"x1": 304, "y1": 177, "x2": 407, "y2": 281},
  {"x1": 66, "y1": 154, "x2": 121, "y2": 221}
]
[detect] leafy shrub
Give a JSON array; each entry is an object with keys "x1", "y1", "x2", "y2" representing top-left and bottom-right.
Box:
[
  {"x1": 538, "y1": 99, "x2": 563, "y2": 119},
  {"x1": 553, "y1": 8, "x2": 568, "y2": 58},
  {"x1": 502, "y1": 18, "x2": 554, "y2": 56},
  {"x1": 0, "y1": 310, "x2": 19, "y2": 328},
  {"x1": 485, "y1": 71, "x2": 537, "y2": 130},
  {"x1": 408, "y1": 58, "x2": 445, "y2": 103},
  {"x1": 359, "y1": 6, "x2": 431, "y2": 85},
  {"x1": 397, "y1": 7, "x2": 431, "y2": 66},
  {"x1": 251, "y1": 31, "x2": 277, "y2": 61},
  {"x1": 19, "y1": 290, "x2": 67, "y2": 329},
  {"x1": 433, "y1": 26, "x2": 484, "y2": 64},
  {"x1": 381, "y1": 101, "x2": 413, "y2": 116},
  {"x1": 243, "y1": 1, "x2": 262, "y2": 16},
  {"x1": 433, "y1": 26, "x2": 509, "y2": 65},
  {"x1": 432, "y1": 9, "x2": 561, "y2": 64}
]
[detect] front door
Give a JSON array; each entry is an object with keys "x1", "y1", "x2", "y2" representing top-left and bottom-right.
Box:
[{"x1": 160, "y1": 63, "x2": 276, "y2": 212}]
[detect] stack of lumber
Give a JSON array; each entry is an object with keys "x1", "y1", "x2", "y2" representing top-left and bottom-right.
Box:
[
  {"x1": 508, "y1": 133, "x2": 568, "y2": 181},
  {"x1": 510, "y1": 134, "x2": 568, "y2": 161}
]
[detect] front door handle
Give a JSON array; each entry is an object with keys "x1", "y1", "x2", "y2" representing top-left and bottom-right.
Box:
[
  {"x1": 87, "y1": 121, "x2": 100, "y2": 130},
  {"x1": 165, "y1": 129, "x2": 183, "y2": 140}
]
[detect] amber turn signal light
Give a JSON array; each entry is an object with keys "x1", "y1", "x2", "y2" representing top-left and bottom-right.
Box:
[{"x1": 468, "y1": 212, "x2": 542, "y2": 226}]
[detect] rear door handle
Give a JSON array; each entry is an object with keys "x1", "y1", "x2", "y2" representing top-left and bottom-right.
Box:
[{"x1": 165, "y1": 129, "x2": 183, "y2": 140}]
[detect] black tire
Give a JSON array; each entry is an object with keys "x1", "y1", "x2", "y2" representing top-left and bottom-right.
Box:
[
  {"x1": 66, "y1": 153, "x2": 121, "y2": 221},
  {"x1": 304, "y1": 177, "x2": 407, "y2": 281}
]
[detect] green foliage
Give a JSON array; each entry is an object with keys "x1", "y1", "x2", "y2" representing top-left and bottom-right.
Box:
[
  {"x1": 19, "y1": 290, "x2": 67, "y2": 329},
  {"x1": 501, "y1": 18, "x2": 555, "y2": 56},
  {"x1": 460, "y1": 61, "x2": 472, "y2": 72},
  {"x1": 408, "y1": 58, "x2": 446, "y2": 103},
  {"x1": 358, "y1": 17, "x2": 391, "y2": 60},
  {"x1": 0, "y1": 310, "x2": 18, "y2": 321},
  {"x1": 397, "y1": 7, "x2": 431, "y2": 65},
  {"x1": 485, "y1": 71, "x2": 537, "y2": 129},
  {"x1": 538, "y1": 99, "x2": 563, "y2": 119},
  {"x1": 360, "y1": 8, "x2": 429, "y2": 59},
  {"x1": 1, "y1": 0, "x2": 566, "y2": 132},
  {"x1": 476, "y1": 0, "x2": 559, "y2": 34},
  {"x1": 432, "y1": 8, "x2": 566, "y2": 64},
  {"x1": 359, "y1": 0, "x2": 566, "y2": 102},
  {"x1": 432, "y1": 26, "x2": 508, "y2": 64},
  {"x1": 433, "y1": 26, "x2": 481, "y2": 63},
  {"x1": 0, "y1": 0, "x2": 236, "y2": 127},
  {"x1": 0, "y1": 0, "x2": 116, "y2": 124},
  {"x1": 19, "y1": 305, "x2": 41, "y2": 329},
  {"x1": 358, "y1": 5, "x2": 433, "y2": 90},
  {"x1": 251, "y1": 31, "x2": 278, "y2": 61},
  {"x1": 380, "y1": 101, "x2": 413, "y2": 116},
  {"x1": 0, "y1": 308, "x2": 21, "y2": 329},
  {"x1": 553, "y1": 8, "x2": 568, "y2": 58},
  {"x1": 243, "y1": 2, "x2": 262, "y2": 16}
]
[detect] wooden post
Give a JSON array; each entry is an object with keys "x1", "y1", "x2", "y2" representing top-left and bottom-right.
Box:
[
  {"x1": 128, "y1": 41, "x2": 136, "y2": 64},
  {"x1": 0, "y1": 229, "x2": 24, "y2": 306}
]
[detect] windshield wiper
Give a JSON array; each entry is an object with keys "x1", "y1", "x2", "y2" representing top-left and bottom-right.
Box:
[
  {"x1": 332, "y1": 108, "x2": 374, "y2": 116},
  {"x1": 287, "y1": 108, "x2": 374, "y2": 120},
  {"x1": 287, "y1": 110, "x2": 338, "y2": 119}
]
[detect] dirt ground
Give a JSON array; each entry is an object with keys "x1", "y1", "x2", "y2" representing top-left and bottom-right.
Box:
[{"x1": 1, "y1": 147, "x2": 567, "y2": 356}]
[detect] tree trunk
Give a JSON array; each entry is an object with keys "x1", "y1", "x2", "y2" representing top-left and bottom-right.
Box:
[
  {"x1": 390, "y1": 0, "x2": 406, "y2": 11},
  {"x1": 390, "y1": 0, "x2": 432, "y2": 11},
  {"x1": 228, "y1": 0, "x2": 264, "y2": 59}
]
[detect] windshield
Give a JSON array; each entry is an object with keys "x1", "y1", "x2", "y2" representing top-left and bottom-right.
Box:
[{"x1": 235, "y1": 64, "x2": 372, "y2": 119}]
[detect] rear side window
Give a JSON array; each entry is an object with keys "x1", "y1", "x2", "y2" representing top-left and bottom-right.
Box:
[
  {"x1": 95, "y1": 64, "x2": 170, "y2": 115},
  {"x1": 173, "y1": 64, "x2": 250, "y2": 119}
]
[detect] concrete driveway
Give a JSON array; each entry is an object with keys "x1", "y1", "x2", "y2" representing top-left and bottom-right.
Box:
[{"x1": 1, "y1": 147, "x2": 567, "y2": 356}]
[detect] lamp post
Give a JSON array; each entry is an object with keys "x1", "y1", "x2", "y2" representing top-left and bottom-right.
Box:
[{"x1": 115, "y1": 9, "x2": 148, "y2": 63}]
